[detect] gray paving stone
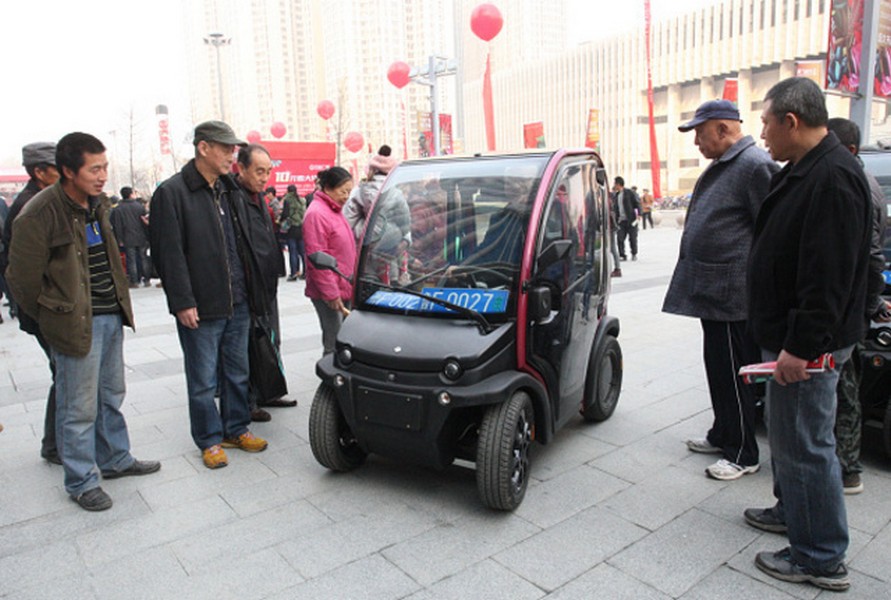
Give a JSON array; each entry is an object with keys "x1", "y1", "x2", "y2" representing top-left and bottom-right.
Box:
[
  {"x1": 529, "y1": 421, "x2": 617, "y2": 481},
  {"x1": 514, "y1": 464, "x2": 629, "y2": 529},
  {"x1": 4, "y1": 575, "x2": 97, "y2": 600},
  {"x1": 0, "y1": 540, "x2": 84, "y2": 596},
  {"x1": 383, "y1": 511, "x2": 540, "y2": 586},
  {"x1": 409, "y1": 559, "x2": 545, "y2": 600},
  {"x1": 543, "y1": 563, "x2": 670, "y2": 600},
  {"x1": 680, "y1": 565, "x2": 798, "y2": 599},
  {"x1": 494, "y1": 505, "x2": 648, "y2": 591},
  {"x1": 600, "y1": 465, "x2": 721, "y2": 530},
  {"x1": 608, "y1": 508, "x2": 759, "y2": 597},
  {"x1": 87, "y1": 546, "x2": 188, "y2": 599},
  {"x1": 266, "y1": 554, "x2": 419, "y2": 600},
  {"x1": 850, "y1": 520, "x2": 891, "y2": 583}
]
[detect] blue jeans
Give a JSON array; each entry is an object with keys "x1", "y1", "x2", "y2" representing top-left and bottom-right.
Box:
[
  {"x1": 763, "y1": 346, "x2": 852, "y2": 570},
  {"x1": 176, "y1": 302, "x2": 251, "y2": 449},
  {"x1": 124, "y1": 245, "x2": 148, "y2": 284},
  {"x1": 286, "y1": 236, "x2": 304, "y2": 276},
  {"x1": 53, "y1": 313, "x2": 134, "y2": 496}
]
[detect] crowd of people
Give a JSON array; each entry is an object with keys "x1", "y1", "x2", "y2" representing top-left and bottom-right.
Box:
[{"x1": 0, "y1": 76, "x2": 887, "y2": 593}]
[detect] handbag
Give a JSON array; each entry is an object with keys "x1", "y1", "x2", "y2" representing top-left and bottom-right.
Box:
[{"x1": 248, "y1": 314, "x2": 288, "y2": 402}]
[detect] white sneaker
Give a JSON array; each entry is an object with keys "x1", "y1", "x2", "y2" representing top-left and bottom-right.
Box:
[
  {"x1": 706, "y1": 459, "x2": 760, "y2": 480},
  {"x1": 685, "y1": 438, "x2": 722, "y2": 454}
]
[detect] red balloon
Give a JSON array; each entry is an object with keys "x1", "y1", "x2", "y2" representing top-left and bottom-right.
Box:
[
  {"x1": 470, "y1": 3, "x2": 503, "y2": 42},
  {"x1": 317, "y1": 100, "x2": 335, "y2": 120},
  {"x1": 387, "y1": 61, "x2": 411, "y2": 89},
  {"x1": 246, "y1": 130, "x2": 261, "y2": 144},
  {"x1": 270, "y1": 121, "x2": 286, "y2": 139},
  {"x1": 343, "y1": 131, "x2": 364, "y2": 153}
]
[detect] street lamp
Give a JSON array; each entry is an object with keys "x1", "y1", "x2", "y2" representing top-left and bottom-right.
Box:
[
  {"x1": 388, "y1": 56, "x2": 457, "y2": 157},
  {"x1": 204, "y1": 32, "x2": 231, "y2": 122}
]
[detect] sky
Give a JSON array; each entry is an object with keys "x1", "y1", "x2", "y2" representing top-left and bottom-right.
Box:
[{"x1": 0, "y1": 0, "x2": 721, "y2": 168}]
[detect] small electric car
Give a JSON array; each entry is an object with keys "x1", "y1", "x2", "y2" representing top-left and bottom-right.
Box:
[{"x1": 309, "y1": 150, "x2": 622, "y2": 510}]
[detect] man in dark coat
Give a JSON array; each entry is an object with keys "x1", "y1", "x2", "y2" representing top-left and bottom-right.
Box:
[
  {"x1": 110, "y1": 186, "x2": 150, "y2": 287},
  {"x1": 610, "y1": 176, "x2": 641, "y2": 261},
  {"x1": 744, "y1": 77, "x2": 871, "y2": 593},
  {"x1": 663, "y1": 99, "x2": 779, "y2": 481},
  {"x1": 0, "y1": 142, "x2": 62, "y2": 463},
  {"x1": 235, "y1": 144, "x2": 293, "y2": 421}
]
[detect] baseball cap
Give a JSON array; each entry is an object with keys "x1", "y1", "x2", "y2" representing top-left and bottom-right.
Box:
[
  {"x1": 193, "y1": 120, "x2": 246, "y2": 146},
  {"x1": 22, "y1": 142, "x2": 56, "y2": 167},
  {"x1": 678, "y1": 99, "x2": 742, "y2": 132}
]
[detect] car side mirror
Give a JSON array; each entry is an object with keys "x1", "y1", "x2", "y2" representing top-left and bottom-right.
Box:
[
  {"x1": 528, "y1": 286, "x2": 552, "y2": 321},
  {"x1": 537, "y1": 239, "x2": 572, "y2": 272},
  {"x1": 308, "y1": 251, "x2": 352, "y2": 283}
]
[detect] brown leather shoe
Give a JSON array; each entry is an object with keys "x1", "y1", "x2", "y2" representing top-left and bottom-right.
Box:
[
  {"x1": 222, "y1": 431, "x2": 268, "y2": 453},
  {"x1": 251, "y1": 408, "x2": 272, "y2": 422}
]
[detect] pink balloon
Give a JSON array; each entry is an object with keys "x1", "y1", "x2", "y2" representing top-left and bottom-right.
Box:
[
  {"x1": 343, "y1": 131, "x2": 364, "y2": 153},
  {"x1": 470, "y1": 3, "x2": 503, "y2": 42},
  {"x1": 246, "y1": 130, "x2": 261, "y2": 144},
  {"x1": 387, "y1": 61, "x2": 411, "y2": 89},
  {"x1": 270, "y1": 122, "x2": 286, "y2": 139},
  {"x1": 317, "y1": 100, "x2": 335, "y2": 120}
]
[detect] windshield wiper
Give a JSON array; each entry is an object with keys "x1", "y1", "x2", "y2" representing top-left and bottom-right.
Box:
[{"x1": 359, "y1": 277, "x2": 494, "y2": 334}]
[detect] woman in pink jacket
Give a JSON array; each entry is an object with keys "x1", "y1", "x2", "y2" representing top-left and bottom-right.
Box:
[{"x1": 303, "y1": 167, "x2": 355, "y2": 355}]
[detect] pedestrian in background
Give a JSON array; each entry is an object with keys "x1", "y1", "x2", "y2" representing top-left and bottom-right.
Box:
[
  {"x1": 664, "y1": 98, "x2": 778, "y2": 481},
  {"x1": 7, "y1": 132, "x2": 160, "y2": 511},
  {"x1": 110, "y1": 186, "x2": 150, "y2": 288},
  {"x1": 0, "y1": 142, "x2": 62, "y2": 463},
  {"x1": 826, "y1": 117, "x2": 890, "y2": 495},
  {"x1": 745, "y1": 77, "x2": 871, "y2": 593},
  {"x1": 303, "y1": 166, "x2": 355, "y2": 355},
  {"x1": 150, "y1": 121, "x2": 269, "y2": 470},
  {"x1": 611, "y1": 176, "x2": 641, "y2": 261},
  {"x1": 640, "y1": 188, "x2": 654, "y2": 229},
  {"x1": 281, "y1": 184, "x2": 306, "y2": 281}
]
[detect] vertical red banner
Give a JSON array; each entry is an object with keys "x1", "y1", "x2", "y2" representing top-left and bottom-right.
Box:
[
  {"x1": 584, "y1": 109, "x2": 601, "y2": 151},
  {"x1": 722, "y1": 78, "x2": 739, "y2": 104},
  {"x1": 523, "y1": 122, "x2": 545, "y2": 148},
  {"x1": 483, "y1": 53, "x2": 496, "y2": 151},
  {"x1": 644, "y1": 0, "x2": 662, "y2": 198}
]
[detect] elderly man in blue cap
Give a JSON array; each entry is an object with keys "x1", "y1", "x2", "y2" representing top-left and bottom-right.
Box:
[{"x1": 663, "y1": 99, "x2": 778, "y2": 480}]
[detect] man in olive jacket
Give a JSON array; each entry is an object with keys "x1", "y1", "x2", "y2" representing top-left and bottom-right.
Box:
[{"x1": 7, "y1": 132, "x2": 160, "y2": 512}]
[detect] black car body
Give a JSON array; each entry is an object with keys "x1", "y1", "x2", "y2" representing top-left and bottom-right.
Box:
[{"x1": 309, "y1": 150, "x2": 623, "y2": 509}]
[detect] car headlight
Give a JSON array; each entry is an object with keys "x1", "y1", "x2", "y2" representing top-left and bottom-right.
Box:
[
  {"x1": 338, "y1": 346, "x2": 353, "y2": 365},
  {"x1": 877, "y1": 329, "x2": 891, "y2": 347}
]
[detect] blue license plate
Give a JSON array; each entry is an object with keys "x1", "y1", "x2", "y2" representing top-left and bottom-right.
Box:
[{"x1": 365, "y1": 289, "x2": 509, "y2": 314}]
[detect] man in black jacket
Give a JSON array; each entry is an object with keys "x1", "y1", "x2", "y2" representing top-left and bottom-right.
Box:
[
  {"x1": 110, "y1": 186, "x2": 150, "y2": 288},
  {"x1": 234, "y1": 144, "x2": 294, "y2": 421},
  {"x1": 150, "y1": 121, "x2": 269, "y2": 469},
  {"x1": 0, "y1": 142, "x2": 61, "y2": 464},
  {"x1": 744, "y1": 77, "x2": 871, "y2": 593},
  {"x1": 610, "y1": 176, "x2": 641, "y2": 261}
]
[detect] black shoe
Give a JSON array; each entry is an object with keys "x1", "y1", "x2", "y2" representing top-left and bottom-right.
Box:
[
  {"x1": 258, "y1": 397, "x2": 297, "y2": 408},
  {"x1": 287, "y1": 274, "x2": 298, "y2": 281},
  {"x1": 619, "y1": 256, "x2": 628, "y2": 261},
  {"x1": 42, "y1": 451, "x2": 63, "y2": 465},
  {"x1": 251, "y1": 408, "x2": 272, "y2": 422},
  {"x1": 102, "y1": 459, "x2": 161, "y2": 479},
  {"x1": 744, "y1": 507, "x2": 787, "y2": 533},
  {"x1": 755, "y1": 547, "x2": 850, "y2": 591},
  {"x1": 72, "y1": 487, "x2": 113, "y2": 511}
]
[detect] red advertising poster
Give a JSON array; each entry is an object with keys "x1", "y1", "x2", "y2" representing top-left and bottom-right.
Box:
[
  {"x1": 155, "y1": 105, "x2": 171, "y2": 156},
  {"x1": 417, "y1": 113, "x2": 454, "y2": 157},
  {"x1": 826, "y1": 0, "x2": 865, "y2": 93},
  {"x1": 259, "y1": 141, "x2": 336, "y2": 197},
  {"x1": 876, "y1": 0, "x2": 891, "y2": 98},
  {"x1": 584, "y1": 109, "x2": 600, "y2": 151},
  {"x1": 722, "y1": 78, "x2": 738, "y2": 104},
  {"x1": 523, "y1": 122, "x2": 545, "y2": 148}
]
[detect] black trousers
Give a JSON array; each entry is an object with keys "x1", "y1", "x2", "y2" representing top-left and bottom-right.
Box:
[
  {"x1": 616, "y1": 221, "x2": 638, "y2": 257},
  {"x1": 34, "y1": 330, "x2": 58, "y2": 457},
  {"x1": 701, "y1": 319, "x2": 760, "y2": 467}
]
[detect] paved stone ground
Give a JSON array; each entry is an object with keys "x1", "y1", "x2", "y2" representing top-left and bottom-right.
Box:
[{"x1": 1, "y1": 215, "x2": 889, "y2": 599}]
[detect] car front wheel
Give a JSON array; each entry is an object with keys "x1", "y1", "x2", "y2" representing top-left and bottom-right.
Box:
[
  {"x1": 476, "y1": 391, "x2": 534, "y2": 511},
  {"x1": 309, "y1": 383, "x2": 367, "y2": 471}
]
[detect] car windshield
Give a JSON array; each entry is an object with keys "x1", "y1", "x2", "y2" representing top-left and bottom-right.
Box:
[{"x1": 354, "y1": 154, "x2": 550, "y2": 319}]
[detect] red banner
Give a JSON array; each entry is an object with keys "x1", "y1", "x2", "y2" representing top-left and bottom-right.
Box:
[
  {"x1": 483, "y1": 53, "x2": 496, "y2": 151},
  {"x1": 644, "y1": 0, "x2": 661, "y2": 198},
  {"x1": 826, "y1": 0, "x2": 864, "y2": 93},
  {"x1": 418, "y1": 113, "x2": 454, "y2": 157},
  {"x1": 876, "y1": 0, "x2": 891, "y2": 98},
  {"x1": 156, "y1": 105, "x2": 171, "y2": 156},
  {"x1": 722, "y1": 78, "x2": 738, "y2": 104},
  {"x1": 523, "y1": 122, "x2": 545, "y2": 148},
  {"x1": 259, "y1": 141, "x2": 336, "y2": 197},
  {"x1": 584, "y1": 109, "x2": 601, "y2": 151}
]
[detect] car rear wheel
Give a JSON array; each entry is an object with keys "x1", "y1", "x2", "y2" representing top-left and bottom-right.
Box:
[
  {"x1": 309, "y1": 383, "x2": 367, "y2": 471},
  {"x1": 581, "y1": 335, "x2": 623, "y2": 422},
  {"x1": 476, "y1": 391, "x2": 534, "y2": 511}
]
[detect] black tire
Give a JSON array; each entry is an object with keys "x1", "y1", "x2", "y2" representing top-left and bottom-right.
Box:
[
  {"x1": 309, "y1": 383, "x2": 367, "y2": 471},
  {"x1": 476, "y1": 391, "x2": 534, "y2": 511},
  {"x1": 581, "y1": 335, "x2": 622, "y2": 422}
]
